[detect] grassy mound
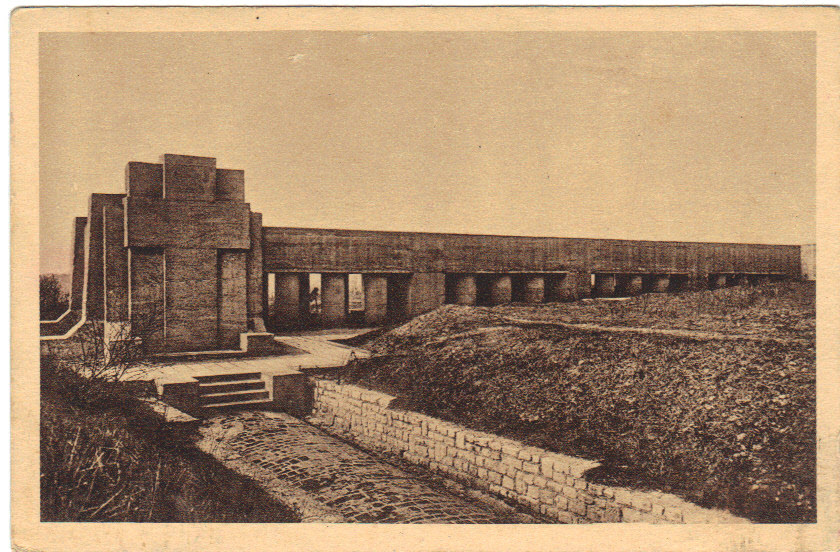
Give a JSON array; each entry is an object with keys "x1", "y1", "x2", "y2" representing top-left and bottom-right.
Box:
[
  {"x1": 493, "y1": 280, "x2": 815, "y2": 340},
  {"x1": 339, "y1": 284, "x2": 816, "y2": 523},
  {"x1": 40, "y1": 361, "x2": 298, "y2": 522}
]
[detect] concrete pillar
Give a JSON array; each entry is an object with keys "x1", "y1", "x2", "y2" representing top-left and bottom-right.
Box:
[
  {"x1": 488, "y1": 275, "x2": 512, "y2": 305},
  {"x1": 651, "y1": 275, "x2": 670, "y2": 293},
  {"x1": 593, "y1": 274, "x2": 616, "y2": 297},
  {"x1": 363, "y1": 275, "x2": 388, "y2": 325},
  {"x1": 247, "y1": 212, "x2": 265, "y2": 332},
  {"x1": 624, "y1": 275, "x2": 643, "y2": 296},
  {"x1": 454, "y1": 275, "x2": 477, "y2": 305},
  {"x1": 549, "y1": 275, "x2": 577, "y2": 302},
  {"x1": 710, "y1": 274, "x2": 727, "y2": 290},
  {"x1": 522, "y1": 276, "x2": 545, "y2": 303},
  {"x1": 274, "y1": 273, "x2": 303, "y2": 328},
  {"x1": 321, "y1": 274, "x2": 347, "y2": 326}
]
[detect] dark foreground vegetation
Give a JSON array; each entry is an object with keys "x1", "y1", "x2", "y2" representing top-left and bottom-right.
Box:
[
  {"x1": 339, "y1": 282, "x2": 816, "y2": 523},
  {"x1": 40, "y1": 360, "x2": 299, "y2": 522}
]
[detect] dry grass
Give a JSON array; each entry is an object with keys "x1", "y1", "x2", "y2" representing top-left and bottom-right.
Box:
[
  {"x1": 40, "y1": 361, "x2": 299, "y2": 522},
  {"x1": 492, "y1": 280, "x2": 815, "y2": 340}
]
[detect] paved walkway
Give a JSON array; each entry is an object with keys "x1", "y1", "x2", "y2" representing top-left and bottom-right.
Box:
[
  {"x1": 125, "y1": 333, "x2": 372, "y2": 382},
  {"x1": 197, "y1": 411, "x2": 533, "y2": 523}
]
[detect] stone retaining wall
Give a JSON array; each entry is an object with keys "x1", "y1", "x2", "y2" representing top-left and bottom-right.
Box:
[{"x1": 310, "y1": 378, "x2": 747, "y2": 524}]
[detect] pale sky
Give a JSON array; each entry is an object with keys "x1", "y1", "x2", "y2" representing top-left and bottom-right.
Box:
[{"x1": 40, "y1": 31, "x2": 815, "y2": 275}]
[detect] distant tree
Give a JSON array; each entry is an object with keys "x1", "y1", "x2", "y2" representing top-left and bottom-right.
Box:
[{"x1": 40, "y1": 274, "x2": 69, "y2": 321}]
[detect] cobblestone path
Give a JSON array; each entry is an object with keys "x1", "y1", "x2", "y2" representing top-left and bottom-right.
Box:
[{"x1": 199, "y1": 411, "x2": 526, "y2": 523}]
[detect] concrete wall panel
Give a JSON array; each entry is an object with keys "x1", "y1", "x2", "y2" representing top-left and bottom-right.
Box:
[
  {"x1": 165, "y1": 248, "x2": 218, "y2": 351},
  {"x1": 218, "y1": 250, "x2": 248, "y2": 349},
  {"x1": 103, "y1": 199, "x2": 129, "y2": 321},
  {"x1": 129, "y1": 248, "x2": 164, "y2": 352},
  {"x1": 125, "y1": 197, "x2": 251, "y2": 249},
  {"x1": 262, "y1": 227, "x2": 801, "y2": 278},
  {"x1": 85, "y1": 194, "x2": 125, "y2": 320}
]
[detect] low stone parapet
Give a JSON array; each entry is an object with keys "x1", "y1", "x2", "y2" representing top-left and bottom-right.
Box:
[{"x1": 309, "y1": 378, "x2": 747, "y2": 524}]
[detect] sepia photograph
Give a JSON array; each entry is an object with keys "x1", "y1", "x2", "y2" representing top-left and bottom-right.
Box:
[{"x1": 11, "y1": 6, "x2": 840, "y2": 552}]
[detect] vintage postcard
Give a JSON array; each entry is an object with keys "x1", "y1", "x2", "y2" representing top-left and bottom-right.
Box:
[{"x1": 11, "y1": 6, "x2": 840, "y2": 552}]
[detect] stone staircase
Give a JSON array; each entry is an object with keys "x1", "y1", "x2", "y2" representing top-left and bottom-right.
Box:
[{"x1": 195, "y1": 372, "x2": 272, "y2": 410}]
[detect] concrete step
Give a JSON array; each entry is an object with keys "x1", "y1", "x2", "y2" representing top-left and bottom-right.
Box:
[
  {"x1": 193, "y1": 372, "x2": 262, "y2": 384},
  {"x1": 200, "y1": 389, "x2": 270, "y2": 405},
  {"x1": 202, "y1": 398, "x2": 274, "y2": 410},
  {"x1": 198, "y1": 379, "x2": 265, "y2": 394},
  {"x1": 199, "y1": 389, "x2": 269, "y2": 405}
]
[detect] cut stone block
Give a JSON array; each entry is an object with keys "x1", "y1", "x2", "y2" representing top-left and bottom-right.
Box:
[
  {"x1": 215, "y1": 168, "x2": 245, "y2": 202},
  {"x1": 126, "y1": 161, "x2": 163, "y2": 198},
  {"x1": 163, "y1": 154, "x2": 216, "y2": 201}
]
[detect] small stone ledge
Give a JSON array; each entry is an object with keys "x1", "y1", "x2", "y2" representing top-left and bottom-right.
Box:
[{"x1": 310, "y1": 378, "x2": 749, "y2": 525}]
